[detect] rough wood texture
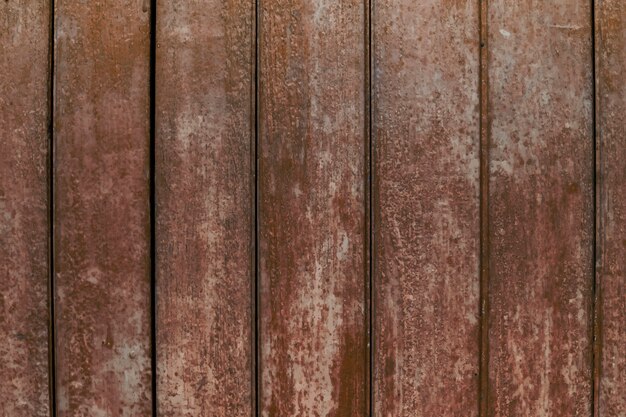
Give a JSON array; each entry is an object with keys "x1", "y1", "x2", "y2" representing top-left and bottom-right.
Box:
[
  {"x1": 372, "y1": 0, "x2": 480, "y2": 415},
  {"x1": 596, "y1": 1, "x2": 626, "y2": 415},
  {"x1": 487, "y1": 1, "x2": 594, "y2": 415},
  {"x1": 0, "y1": 2, "x2": 51, "y2": 416},
  {"x1": 53, "y1": 0, "x2": 152, "y2": 415},
  {"x1": 155, "y1": 0, "x2": 254, "y2": 415},
  {"x1": 258, "y1": 0, "x2": 368, "y2": 415}
]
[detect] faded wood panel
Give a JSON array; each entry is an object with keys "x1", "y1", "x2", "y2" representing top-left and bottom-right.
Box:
[
  {"x1": 487, "y1": 1, "x2": 594, "y2": 416},
  {"x1": 0, "y1": 2, "x2": 51, "y2": 416},
  {"x1": 596, "y1": 1, "x2": 626, "y2": 415},
  {"x1": 155, "y1": 0, "x2": 254, "y2": 415},
  {"x1": 258, "y1": 0, "x2": 368, "y2": 415},
  {"x1": 372, "y1": 0, "x2": 480, "y2": 416},
  {"x1": 53, "y1": 0, "x2": 152, "y2": 415}
]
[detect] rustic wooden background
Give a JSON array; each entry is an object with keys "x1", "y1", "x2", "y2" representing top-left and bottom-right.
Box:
[{"x1": 0, "y1": 0, "x2": 624, "y2": 416}]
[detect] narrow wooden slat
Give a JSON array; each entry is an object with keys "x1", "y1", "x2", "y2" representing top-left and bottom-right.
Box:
[
  {"x1": 258, "y1": 0, "x2": 368, "y2": 415},
  {"x1": 0, "y1": 2, "x2": 51, "y2": 416},
  {"x1": 53, "y1": 0, "x2": 152, "y2": 414},
  {"x1": 596, "y1": 1, "x2": 625, "y2": 415},
  {"x1": 372, "y1": 0, "x2": 481, "y2": 416},
  {"x1": 155, "y1": 0, "x2": 254, "y2": 415},
  {"x1": 487, "y1": 2, "x2": 594, "y2": 415}
]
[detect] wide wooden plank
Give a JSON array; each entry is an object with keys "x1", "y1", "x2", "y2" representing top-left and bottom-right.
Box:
[
  {"x1": 595, "y1": 1, "x2": 626, "y2": 415},
  {"x1": 53, "y1": 0, "x2": 152, "y2": 415},
  {"x1": 0, "y1": 2, "x2": 51, "y2": 416},
  {"x1": 372, "y1": 0, "x2": 480, "y2": 416},
  {"x1": 258, "y1": 0, "x2": 368, "y2": 415},
  {"x1": 487, "y1": 1, "x2": 594, "y2": 415},
  {"x1": 155, "y1": 0, "x2": 254, "y2": 415}
]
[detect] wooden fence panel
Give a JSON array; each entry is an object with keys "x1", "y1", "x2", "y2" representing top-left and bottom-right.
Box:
[
  {"x1": 372, "y1": 0, "x2": 481, "y2": 416},
  {"x1": 258, "y1": 0, "x2": 368, "y2": 415},
  {"x1": 53, "y1": 0, "x2": 152, "y2": 415},
  {"x1": 487, "y1": 1, "x2": 594, "y2": 416},
  {"x1": 0, "y1": 2, "x2": 51, "y2": 416},
  {"x1": 155, "y1": 0, "x2": 254, "y2": 416},
  {"x1": 596, "y1": 1, "x2": 626, "y2": 415}
]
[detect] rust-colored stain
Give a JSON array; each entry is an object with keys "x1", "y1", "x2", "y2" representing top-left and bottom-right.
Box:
[
  {"x1": 258, "y1": 0, "x2": 368, "y2": 415},
  {"x1": 52, "y1": 0, "x2": 152, "y2": 415},
  {"x1": 373, "y1": 0, "x2": 481, "y2": 416},
  {"x1": 487, "y1": 1, "x2": 594, "y2": 416},
  {"x1": 596, "y1": 0, "x2": 626, "y2": 416},
  {"x1": 0, "y1": 1, "x2": 51, "y2": 416},
  {"x1": 154, "y1": 0, "x2": 254, "y2": 415}
]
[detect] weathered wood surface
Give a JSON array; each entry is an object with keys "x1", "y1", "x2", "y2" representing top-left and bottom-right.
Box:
[
  {"x1": 0, "y1": 2, "x2": 51, "y2": 416},
  {"x1": 372, "y1": 0, "x2": 481, "y2": 415},
  {"x1": 155, "y1": 0, "x2": 254, "y2": 415},
  {"x1": 596, "y1": 1, "x2": 626, "y2": 415},
  {"x1": 53, "y1": 0, "x2": 152, "y2": 415},
  {"x1": 258, "y1": 0, "x2": 368, "y2": 415},
  {"x1": 487, "y1": 1, "x2": 594, "y2": 415}
]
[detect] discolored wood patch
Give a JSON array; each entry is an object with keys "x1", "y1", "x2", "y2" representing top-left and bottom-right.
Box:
[
  {"x1": 53, "y1": 0, "x2": 152, "y2": 415},
  {"x1": 0, "y1": 1, "x2": 51, "y2": 416},
  {"x1": 258, "y1": 0, "x2": 368, "y2": 415},
  {"x1": 595, "y1": 1, "x2": 626, "y2": 415},
  {"x1": 155, "y1": 0, "x2": 255, "y2": 415},
  {"x1": 372, "y1": 0, "x2": 481, "y2": 415},
  {"x1": 487, "y1": 1, "x2": 594, "y2": 415}
]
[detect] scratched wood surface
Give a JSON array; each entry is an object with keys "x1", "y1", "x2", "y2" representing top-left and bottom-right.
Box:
[
  {"x1": 258, "y1": 0, "x2": 368, "y2": 415},
  {"x1": 0, "y1": 2, "x2": 51, "y2": 416},
  {"x1": 595, "y1": 1, "x2": 625, "y2": 416},
  {"x1": 154, "y1": 0, "x2": 254, "y2": 415},
  {"x1": 487, "y1": 1, "x2": 594, "y2": 416},
  {"x1": 53, "y1": 0, "x2": 152, "y2": 415},
  {"x1": 372, "y1": 0, "x2": 481, "y2": 415}
]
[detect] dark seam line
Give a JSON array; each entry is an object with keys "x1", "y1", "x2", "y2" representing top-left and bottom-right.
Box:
[
  {"x1": 149, "y1": 0, "x2": 157, "y2": 415},
  {"x1": 591, "y1": 0, "x2": 600, "y2": 415},
  {"x1": 478, "y1": 0, "x2": 490, "y2": 415},
  {"x1": 48, "y1": 0, "x2": 57, "y2": 414},
  {"x1": 254, "y1": 0, "x2": 260, "y2": 415},
  {"x1": 367, "y1": 0, "x2": 374, "y2": 415}
]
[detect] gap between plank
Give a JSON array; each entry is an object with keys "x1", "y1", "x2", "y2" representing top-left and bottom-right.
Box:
[{"x1": 149, "y1": 0, "x2": 157, "y2": 415}]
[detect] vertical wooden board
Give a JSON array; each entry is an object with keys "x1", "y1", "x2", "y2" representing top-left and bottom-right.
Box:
[
  {"x1": 372, "y1": 0, "x2": 480, "y2": 416},
  {"x1": 0, "y1": 2, "x2": 51, "y2": 416},
  {"x1": 596, "y1": 1, "x2": 626, "y2": 415},
  {"x1": 53, "y1": 0, "x2": 152, "y2": 415},
  {"x1": 258, "y1": 0, "x2": 367, "y2": 415},
  {"x1": 487, "y1": 1, "x2": 594, "y2": 416},
  {"x1": 155, "y1": 0, "x2": 254, "y2": 415}
]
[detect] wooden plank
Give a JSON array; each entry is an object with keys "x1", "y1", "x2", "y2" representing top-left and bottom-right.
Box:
[
  {"x1": 372, "y1": 0, "x2": 481, "y2": 416},
  {"x1": 258, "y1": 0, "x2": 368, "y2": 415},
  {"x1": 52, "y1": 0, "x2": 152, "y2": 415},
  {"x1": 154, "y1": 0, "x2": 254, "y2": 415},
  {"x1": 487, "y1": 1, "x2": 594, "y2": 415},
  {"x1": 595, "y1": 1, "x2": 626, "y2": 415},
  {"x1": 0, "y1": 1, "x2": 51, "y2": 416}
]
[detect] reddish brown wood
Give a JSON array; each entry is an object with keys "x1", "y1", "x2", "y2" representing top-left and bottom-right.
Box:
[
  {"x1": 373, "y1": 1, "x2": 481, "y2": 416},
  {"x1": 154, "y1": 0, "x2": 254, "y2": 415},
  {"x1": 0, "y1": 2, "x2": 51, "y2": 416},
  {"x1": 596, "y1": 1, "x2": 626, "y2": 415},
  {"x1": 487, "y1": 1, "x2": 594, "y2": 416},
  {"x1": 258, "y1": 0, "x2": 368, "y2": 415},
  {"x1": 53, "y1": 0, "x2": 152, "y2": 415}
]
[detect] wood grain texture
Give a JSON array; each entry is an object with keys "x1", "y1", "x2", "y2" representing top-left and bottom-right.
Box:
[
  {"x1": 155, "y1": 0, "x2": 254, "y2": 415},
  {"x1": 258, "y1": 0, "x2": 368, "y2": 415},
  {"x1": 0, "y1": 2, "x2": 51, "y2": 416},
  {"x1": 595, "y1": 1, "x2": 626, "y2": 415},
  {"x1": 487, "y1": 1, "x2": 594, "y2": 416},
  {"x1": 53, "y1": 0, "x2": 152, "y2": 415},
  {"x1": 372, "y1": 0, "x2": 480, "y2": 416}
]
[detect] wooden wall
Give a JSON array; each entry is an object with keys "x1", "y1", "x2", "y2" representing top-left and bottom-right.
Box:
[{"x1": 0, "y1": 0, "x2": 624, "y2": 416}]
